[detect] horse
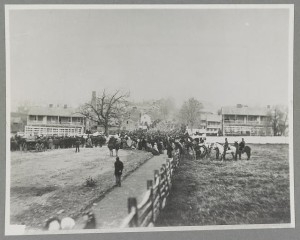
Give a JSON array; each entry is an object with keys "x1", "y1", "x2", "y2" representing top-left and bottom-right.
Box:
[
  {"x1": 212, "y1": 142, "x2": 236, "y2": 161},
  {"x1": 107, "y1": 136, "x2": 120, "y2": 157},
  {"x1": 234, "y1": 142, "x2": 251, "y2": 160},
  {"x1": 194, "y1": 143, "x2": 208, "y2": 159},
  {"x1": 174, "y1": 141, "x2": 184, "y2": 159},
  {"x1": 204, "y1": 142, "x2": 213, "y2": 158}
]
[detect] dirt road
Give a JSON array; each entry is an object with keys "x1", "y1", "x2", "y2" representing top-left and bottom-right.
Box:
[{"x1": 88, "y1": 152, "x2": 168, "y2": 228}]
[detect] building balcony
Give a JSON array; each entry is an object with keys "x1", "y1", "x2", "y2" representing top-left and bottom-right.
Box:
[
  {"x1": 224, "y1": 120, "x2": 270, "y2": 126},
  {"x1": 207, "y1": 125, "x2": 221, "y2": 128},
  {"x1": 27, "y1": 120, "x2": 84, "y2": 127}
]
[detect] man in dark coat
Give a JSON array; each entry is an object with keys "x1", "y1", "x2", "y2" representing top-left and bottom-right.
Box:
[
  {"x1": 239, "y1": 138, "x2": 245, "y2": 151},
  {"x1": 75, "y1": 137, "x2": 81, "y2": 153},
  {"x1": 166, "y1": 140, "x2": 173, "y2": 158},
  {"x1": 114, "y1": 157, "x2": 124, "y2": 187},
  {"x1": 238, "y1": 138, "x2": 246, "y2": 159},
  {"x1": 223, "y1": 138, "x2": 229, "y2": 159}
]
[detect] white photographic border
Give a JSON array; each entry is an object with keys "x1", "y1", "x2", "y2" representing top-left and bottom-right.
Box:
[{"x1": 5, "y1": 4, "x2": 295, "y2": 235}]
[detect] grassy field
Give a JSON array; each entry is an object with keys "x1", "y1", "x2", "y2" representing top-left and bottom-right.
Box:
[
  {"x1": 156, "y1": 144, "x2": 291, "y2": 226},
  {"x1": 10, "y1": 147, "x2": 152, "y2": 229}
]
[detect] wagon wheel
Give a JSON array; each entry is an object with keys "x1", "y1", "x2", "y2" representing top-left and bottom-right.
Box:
[
  {"x1": 40, "y1": 143, "x2": 45, "y2": 151},
  {"x1": 199, "y1": 145, "x2": 208, "y2": 159},
  {"x1": 35, "y1": 143, "x2": 40, "y2": 151},
  {"x1": 23, "y1": 143, "x2": 28, "y2": 152}
]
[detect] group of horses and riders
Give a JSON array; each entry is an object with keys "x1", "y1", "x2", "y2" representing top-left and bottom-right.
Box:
[
  {"x1": 106, "y1": 130, "x2": 180, "y2": 158},
  {"x1": 11, "y1": 128, "x2": 251, "y2": 161},
  {"x1": 213, "y1": 137, "x2": 251, "y2": 161},
  {"x1": 105, "y1": 129, "x2": 251, "y2": 161}
]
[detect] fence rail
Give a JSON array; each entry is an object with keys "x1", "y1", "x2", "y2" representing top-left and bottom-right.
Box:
[{"x1": 120, "y1": 151, "x2": 181, "y2": 228}]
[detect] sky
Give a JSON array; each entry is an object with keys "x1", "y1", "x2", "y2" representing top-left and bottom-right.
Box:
[{"x1": 8, "y1": 7, "x2": 292, "y2": 111}]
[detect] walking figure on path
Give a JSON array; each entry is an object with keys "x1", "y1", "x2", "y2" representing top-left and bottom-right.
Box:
[
  {"x1": 75, "y1": 137, "x2": 81, "y2": 153},
  {"x1": 114, "y1": 157, "x2": 124, "y2": 187}
]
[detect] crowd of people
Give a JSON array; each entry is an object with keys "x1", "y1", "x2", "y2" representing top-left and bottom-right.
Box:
[
  {"x1": 10, "y1": 129, "x2": 247, "y2": 161},
  {"x1": 106, "y1": 129, "x2": 186, "y2": 158},
  {"x1": 10, "y1": 135, "x2": 107, "y2": 151}
]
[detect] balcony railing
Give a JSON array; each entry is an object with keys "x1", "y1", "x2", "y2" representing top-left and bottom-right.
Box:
[
  {"x1": 207, "y1": 126, "x2": 221, "y2": 129},
  {"x1": 224, "y1": 120, "x2": 270, "y2": 126},
  {"x1": 27, "y1": 120, "x2": 83, "y2": 126}
]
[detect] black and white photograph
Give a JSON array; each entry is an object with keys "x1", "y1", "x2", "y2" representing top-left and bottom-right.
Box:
[{"x1": 5, "y1": 4, "x2": 294, "y2": 235}]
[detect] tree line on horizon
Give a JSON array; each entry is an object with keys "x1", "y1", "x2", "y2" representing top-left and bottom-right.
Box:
[{"x1": 77, "y1": 89, "x2": 289, "y2": 136}]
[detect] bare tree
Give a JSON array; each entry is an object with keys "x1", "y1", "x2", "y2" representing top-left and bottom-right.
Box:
[
  {"x1": 79, "y1": 90, "x2": 130, "y2": 135},
  {"x1": 178, "y1": 98, "x2": 203, "y2": 132},
  {"x1": 157, "y1": 98, "x2": 176, "y2": 120},
  {"x1": 267, "y1": 105, "x2": 288, "y2": 136}
]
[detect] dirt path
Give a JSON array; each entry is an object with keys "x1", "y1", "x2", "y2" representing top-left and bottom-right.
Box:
[{"x1": 88, "y1": 152, "x2": 168, "y2": 229}]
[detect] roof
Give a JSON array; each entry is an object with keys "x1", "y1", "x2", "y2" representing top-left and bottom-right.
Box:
[
  {"x1": 11, "y1": 117, "x2": 22, "y2": 123},
  {"x1": 222, "y1": 106, "x2": 269, "y2": 116},
  {"x1": 28, "y1": 106, "x2": 83, "y2": 117},
  {"x1": 199, "y1": 113, "x2": 221, "y2": 122},
  {"x1": 207, "y1": 114, "x2": 222, "y2": 122}
]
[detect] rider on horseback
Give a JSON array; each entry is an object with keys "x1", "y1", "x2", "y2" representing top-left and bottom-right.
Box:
[
  {"x1": 238, "y1": 138, "x2": 246, "y2": 160},
  {"x1": 239, "y1": 138, "x2": 245, "y2": 152}
]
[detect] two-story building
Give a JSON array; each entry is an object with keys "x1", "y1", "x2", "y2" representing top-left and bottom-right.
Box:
[
  {"x1": 221, "y1": 105, "x2": 273, "y2": 136},
  {"x1": 206, "y1": 114, "x2": 222, "y2": 135},
  {"x1": 25, "y1": 104, "x2": 85, "y2": 136},
  {"x1": 187, "y1": 113, "x2": 222, "y2": 136}
]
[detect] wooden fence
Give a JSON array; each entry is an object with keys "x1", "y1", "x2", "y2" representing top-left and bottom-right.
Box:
[{"x1": 120, "y1": 151, "x2": 181, "y2": 228}]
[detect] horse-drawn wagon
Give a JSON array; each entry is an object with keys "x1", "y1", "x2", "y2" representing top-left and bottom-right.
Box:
[{"x1": 22, "y1": 137, "x2": 47, "y2": 152}]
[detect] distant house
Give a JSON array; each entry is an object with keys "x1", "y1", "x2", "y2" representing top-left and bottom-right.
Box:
[
  {"x1": 221, "y1": 105, "x2": 273, "y2": 136},
  {"x1": 25, "y1": 104, "x2": 85, "y2": 136},
  {"x1": 121, "y1": 119, "x2": 139, "y2": 131},
  {"x1": 10, "y1": 112, "x2": 27, "y2": 134},
  {"x1": 140, "y1": 114, "x2": 151, "y2": 126},
  {"x1": 206, "y1": 114, "x2": 222, "y2": 136},
  {"x1": 187, "y1": 113, "x2": 222, "y2": 136}
]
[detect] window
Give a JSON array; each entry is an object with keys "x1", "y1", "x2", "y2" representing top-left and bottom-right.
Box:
[
  {"x1": 29, "y1": 115, "x2": 36, "y2": 121},
  {"x1": 248, "y1": 116, "x2": 258, "y2": 121}
]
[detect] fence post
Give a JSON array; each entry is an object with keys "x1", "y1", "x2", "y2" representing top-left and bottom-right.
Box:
[
  {"x1": 154, "y1": 169, "x2": 162, "y2": 211},
  {"x1": 147, "y1": 180, "x2": 154, "y2": 224},
  {"x1": 166, "y1": 159, "x2": 169, "y2": 175},
  {"x1": 166, "y1": 158, "x2": 173, "y2": 189},
  {"x1": 127, "y1": 198, "x2": 138, "y2": 227},
  {"x1": 162, "y1": 163, "x2": 169, "y2": 194}
]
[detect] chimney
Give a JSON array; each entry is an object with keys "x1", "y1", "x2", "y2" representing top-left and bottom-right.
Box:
[
  {"x1": 49, "y1": 104, "x2": 53, "y2": 108},
  {"x1": 91, "y1": 91, "x2": 96, "y2": 107},
  {"x1": 267, "y1": 105, "x2": 270, "y2": 109},
  {"x1": 64, "y1": 104, "x2": 68, "y2": 109}
]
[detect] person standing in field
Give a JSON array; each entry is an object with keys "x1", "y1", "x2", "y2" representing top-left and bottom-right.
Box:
[
  {"x1": 114, "y1": 157, "x2": 124, "y2": 187},
  {"x1": 75, "y1": 137, "x2": 81, "y2": 153},
  {"x1": 223, "y1": 138, "x2": 229, "y2": 160}
]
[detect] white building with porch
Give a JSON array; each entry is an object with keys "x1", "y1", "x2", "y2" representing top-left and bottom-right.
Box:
[
  {"x1": 25, "y1": 104, "x2": 85, "y2": 136},
  {"x1": 221, "y1": 105, "x2": 273, "y2": 136}
]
